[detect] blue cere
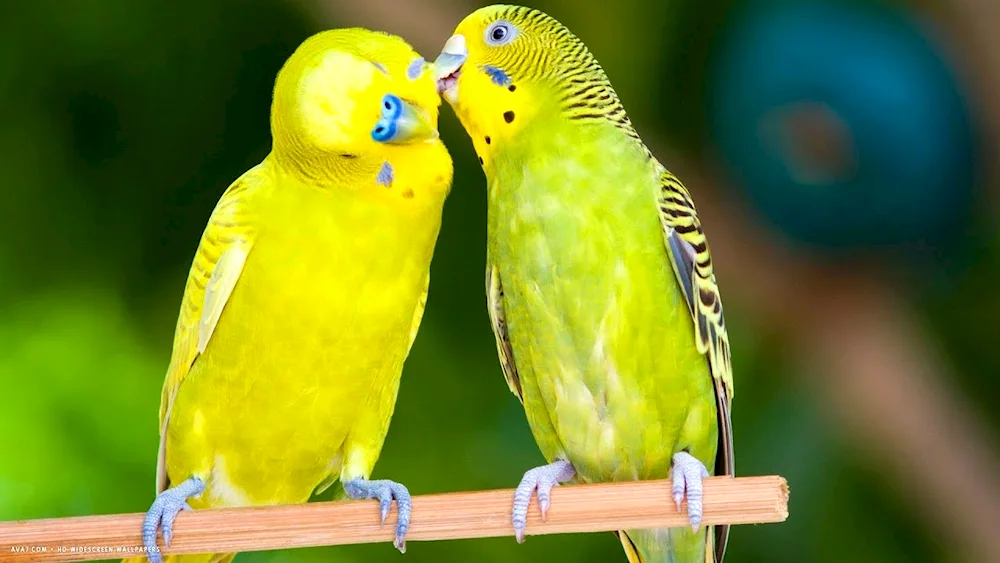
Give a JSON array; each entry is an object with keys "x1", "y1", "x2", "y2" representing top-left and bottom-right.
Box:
[
  {"x1": 371, "y1": 118, "x2": 397, "y2": 142},
  {"x1": 372, "y1": 94, "x2": 404, "y2": 142},
  {"x1": 381, "y1": 93, "x2": 402, "y2": 119}
]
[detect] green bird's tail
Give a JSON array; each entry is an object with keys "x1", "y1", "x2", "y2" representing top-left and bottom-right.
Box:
[
  {"x1": 616, "y1": 526, "x2": 715, "y2": 563},
  {"x1": 122, "y1": 552, "x2": 235, "y2": 563}
]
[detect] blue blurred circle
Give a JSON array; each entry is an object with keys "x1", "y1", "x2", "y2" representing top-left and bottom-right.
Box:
[{"x1": 709, "y1": 1, "x2": 979, "y2": 250}]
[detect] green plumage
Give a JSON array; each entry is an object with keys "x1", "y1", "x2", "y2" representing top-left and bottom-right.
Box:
[
  {"x1": 488, "y1": 112, "x2": 723, "y2": 563},
  {"x1": 437, "y1": 5, "x2": 734, "y2": 562}
]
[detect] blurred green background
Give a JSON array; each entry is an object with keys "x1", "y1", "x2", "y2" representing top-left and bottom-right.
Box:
[{"x1": 2, "y1": 0, "x2": 999, "y2": 562}]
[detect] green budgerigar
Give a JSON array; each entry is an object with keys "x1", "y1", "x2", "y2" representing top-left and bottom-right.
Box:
[{"x1": 434, "y1": 5, "x2": 734, "y2": 562}]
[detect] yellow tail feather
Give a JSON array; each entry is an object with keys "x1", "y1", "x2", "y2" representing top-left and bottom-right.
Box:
[
  {"x1": 615, "y1": 530, "x2": 645, "y2": 563},
  {"x1": 122, "y1": 552, "x2": 235, "y2": 563}
]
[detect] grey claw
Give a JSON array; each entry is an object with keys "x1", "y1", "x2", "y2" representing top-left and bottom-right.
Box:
[
  {"x1": 141, "y1": 477, "x2": 205, "y2": 563},
  {"x1": 511, "y1": 460, "x2": 576, "y2": 543},
  {"x1": 379, "y1": 498, "x2": 391, "y2": 524},
  {"x1": 670, "y1": 452, "x2": 710, "y2": 532},
  {"x1": 161, "y1": 504, "x2": 186, "y2": 546},
  {"x1": 344, "y1": 478, "x2": 412, "y2": 553}
]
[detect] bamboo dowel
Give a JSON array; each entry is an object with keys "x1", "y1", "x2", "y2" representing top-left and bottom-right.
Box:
[{"x1": 0, "y1": 476, "x2": 787, "y2": 562}]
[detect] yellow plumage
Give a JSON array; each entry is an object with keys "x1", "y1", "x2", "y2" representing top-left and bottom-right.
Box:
[{"x1": 125, "y1": 28, "x2": 452, "y2": 563}]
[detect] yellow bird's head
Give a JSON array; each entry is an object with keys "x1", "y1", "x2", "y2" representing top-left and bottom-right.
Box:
[
  {"x1": 270, "y1": 28, "x2": 450, "y2": 192},
  {"x1": 432, "y1": 5, "x2": 614, "y2": 151}
]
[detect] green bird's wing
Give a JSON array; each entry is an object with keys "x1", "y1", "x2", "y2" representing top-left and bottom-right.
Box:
[
  {"x1": 155, "y1": 165, "x2": 266, "y2": 494},
  {"x1": 486, "y1": 263, "x2": 522, "y2": 402},
  {"x1": 655, "y1": 166, "x2": 734, "y2": 562}
]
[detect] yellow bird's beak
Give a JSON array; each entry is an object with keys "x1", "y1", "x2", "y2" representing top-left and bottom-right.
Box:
[
  {"x1": 434, "y1": 34, "x2": 467, "y2": 104},
  {"x1": 371, "y1": 93, "x2": 438, "y2": 144}
]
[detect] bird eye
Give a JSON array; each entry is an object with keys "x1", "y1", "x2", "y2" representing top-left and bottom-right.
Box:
[{"x1": 485, "y1": 21, "x2": 515, "y2": 46}]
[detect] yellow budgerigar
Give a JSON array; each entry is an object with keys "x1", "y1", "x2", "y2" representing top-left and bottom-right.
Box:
[
  {"x1": 434, "y1": 5, "x2": 734, "y2": 563},
  {"x1": 125, "y1": 28, "x2": 453, "y2": 563}
]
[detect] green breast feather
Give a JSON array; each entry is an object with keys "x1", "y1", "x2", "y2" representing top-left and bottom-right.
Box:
[{"x1": 486, "y1": 123, "x2": 734, "y2": 560}]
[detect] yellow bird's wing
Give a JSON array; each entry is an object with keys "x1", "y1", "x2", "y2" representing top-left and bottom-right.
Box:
[
  {"x1": 654, "y1": 166, "x2": 734, "y2": 562},
  {"x1": 485, "y1": 263, "x2": 523, "y2": 403},
  {"x1": 154, "y1": 166, "x2": 264, "y2": 493},
  {"x1": 405, "y1": 273, "x2": 430, "y2": 355}
]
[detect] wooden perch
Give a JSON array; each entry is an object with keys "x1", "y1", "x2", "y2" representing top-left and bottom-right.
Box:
[{"x1": 1, "y1": 476, "x2": 787, "y2": 562}]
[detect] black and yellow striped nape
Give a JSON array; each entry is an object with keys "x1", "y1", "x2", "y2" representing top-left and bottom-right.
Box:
[{"x1": 479, "y1": 5, "x2": 642, "y2": 142}]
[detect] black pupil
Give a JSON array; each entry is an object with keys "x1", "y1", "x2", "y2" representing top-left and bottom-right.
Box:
[
  {"x1": 492, "y1": 26, "x2": 506, "y2": 41},
  {"x1": 385, "y1": 101, "x2": 391, "y2": 109}
]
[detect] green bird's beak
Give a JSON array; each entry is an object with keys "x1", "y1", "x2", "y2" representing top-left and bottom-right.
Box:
[
  {"x1": 434, "y1": 34, "x2": 467, "y2": 104},
  {"x1": 371, "y1": 93, "x2": 438, "y2": 144}
]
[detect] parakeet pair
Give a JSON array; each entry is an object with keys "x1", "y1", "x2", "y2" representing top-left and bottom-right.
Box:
[{"x1": 133, "y1": 5, "x2": 734, "y2": 563}]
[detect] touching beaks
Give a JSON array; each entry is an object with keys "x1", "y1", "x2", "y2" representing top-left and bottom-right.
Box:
[
  {"x1": 434, "y1": 34, "x2": 467, "y2": 102},
  {"x1": 371, "y1": 93, "x2": 438, "y2": 144},
  {"x1": 434, "y1": 35, "x2": 468, "y2": 80}
]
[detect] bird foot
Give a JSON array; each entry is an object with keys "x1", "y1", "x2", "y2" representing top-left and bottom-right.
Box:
[
  {"x1": 670, "y1": 451, "x2": 710, "y2": 531},
  {"x1": 512, "y1": 459, "x2": 576, "y2": 543},
  {"x1": 142, "y1": 477, "x2": 205, "y2": 563},
  {"x1": 344, "y1": 477, "x2": 412, "y2": 553}
]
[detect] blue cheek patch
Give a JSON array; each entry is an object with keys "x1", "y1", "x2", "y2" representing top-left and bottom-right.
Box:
[
  {"x1": 407, "y1": 57, "x2": 424, "y2": 80},
  {"x1": 376, "y1": 161, "x2": 395, "y2": 187},
  {"x1": 482, "y1": 65, "x2": 512, "y2": 87}
]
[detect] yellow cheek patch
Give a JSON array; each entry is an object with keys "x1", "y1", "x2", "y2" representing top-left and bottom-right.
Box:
[{"x1": 297, "y1": 51, "x2": 379, "y2": 150}]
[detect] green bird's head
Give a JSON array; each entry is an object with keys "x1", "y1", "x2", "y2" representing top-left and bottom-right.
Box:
[
  {"x1": 270, "y1": 28, "x2": 451, "y2": 190},
  {"x1": 433, "y1": 4, "x2": 629, "y2": 152}
]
